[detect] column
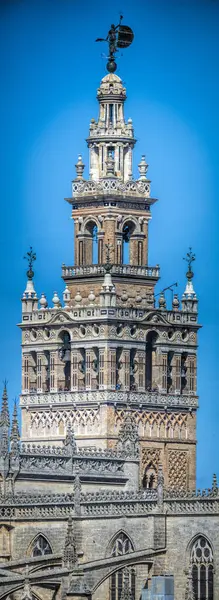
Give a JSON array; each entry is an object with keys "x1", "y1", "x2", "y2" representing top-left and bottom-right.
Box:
[
  {"x1": 161, "y1": 352, "x2": 168, "y2": 393},
  {"x1": 36, "y1": 353, "x2": 47, "y2": 393},
  {"x1": 108, "y1": 348, "x2": 116, "y2": 389},
  {"x1": 71, "y1": 350, "x2": 78, "y2": 391},
  {"x1": 50, "y1": 351, "x2": 57, "y2": 392},
  {"x1": 99, "y1": 348, "x2": 105, "y2": 390},
  {"x1": 187, "y1": 355, "x2": 197, "y2": 394},
  {"x1": 119, "y1": 349, "x2": 130, "y2": 391},
  {"x1": 85, "y1": 349, "x2": 92, "y2": 390},
  {"x1": 136, "y1": 351, "x2": 145, "y2": 391},
  {"x1": 22, "y1": 354, "x2": 29, "y2": 393},
  {"x1": 172, "y1": 353, "x2": 181, "y2": 393}
]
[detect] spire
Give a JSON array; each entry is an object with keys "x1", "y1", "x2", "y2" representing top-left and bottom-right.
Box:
[
  {"x1": 0, "y1": 382, "x2": 10, "y2": 478},
  {"x1": 10, "y1": 401, "x2": 20, "y2": 453},
  {"x1": 117, "y1": 412, "x2": 139, "y2": 457},
  {"x1": 212, "y1": 473, "x2": 218, "y2": 494},
  {"x1": 63, "y1": 517, "x2": 77, "y2": 569},
  {"x1": 22, "y1": 247, "x2": 38, "y2": 313},
  {"x1": 0, "y1": 382, "x2": 10, "y2": 428},
  {"x1": 182, "y1": 248, "x2": 198, "y2": 313},
  {"x1": 182, "y1": 248, "x2": 197, "y2": 299}
]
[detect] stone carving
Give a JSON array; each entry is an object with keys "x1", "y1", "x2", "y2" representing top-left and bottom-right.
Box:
[
  {"x1": 22, "y1": 573, "x2": 32, "y2": 600},
  {"x1": 30, "y1": 407, "x2": 100, "y2": 433},
  {"x1": 141, "y1": 447, "x2": 161, "y2": 471},
  {"x1": 72, "y1": 178, "x2": 151, "y2": 199},
  {"x1": 185, "y1": 566, "x2": 195, "y2": 600},
  {"x1": 157, "y1": 463, "x2": 164, "y2": 509},
  {"x1": 168, "y1": 450, "x2": 188, "y2": 490},
  {"x1": 63, "y1": 517, "x2": 77, "y2": 568},
  {"x1": 117, "y1": 413, "x2": 139, "y2": 457},
  {"x1": 74, "y1": 473, "x2": 81, "y2": 516},
  {"x1": 116, "y1": 410, "x2": 188, "y2": 439},
  {"x1": 20, "y1": 390, "x2": 198, "y2": 409},
  {"x1": 120, "y1": 568, "x2": 134, "y2": 600},
  {"x1": 63, "y1": 424, "x2": 77, "y2": 455}
]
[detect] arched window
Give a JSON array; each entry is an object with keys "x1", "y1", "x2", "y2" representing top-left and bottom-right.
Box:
[
  {"x1": 146, "y1": 331, "x2": 158, "y2": 392},
  {"x1": 142, "y1": 463, "x2": 157, "y2": 489},
  {"x1": 31, "y1": 535, "x2": 52, "y2": 557},
  {"x1": 110, "y1": 533, "x2": 135, "y2": 600},
  {"x1": 190, "y1": 536, "x2": 213, "y2": 600},
  {"x1": 122, "y1": 222, "x2": 135, "y2": 265},
  {"x1": 92, "y1": 224, "x2": 98, "y2": 263}
]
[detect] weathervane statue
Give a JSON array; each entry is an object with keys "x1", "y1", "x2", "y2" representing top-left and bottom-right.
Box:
[
  {"x1": 183, "y1": 247, "x2": 196, "y2": 281},
  {"x1": 96, "y1": 16, "x2": 134, "y2": 73},
  {"x1": 24, "y1": 246, "x2": 36, "y2": 280}
]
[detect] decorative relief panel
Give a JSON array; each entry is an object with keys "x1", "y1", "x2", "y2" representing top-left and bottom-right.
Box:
[
  {"x1": 30, "y1": 407, "x2": 100, "y2": 437},
  {"x1": 115, "y1": 410, "x2": 188, "y2": 440},
  {"x1": 168, "y1": 450, "x2": 188, "y2": 490}
]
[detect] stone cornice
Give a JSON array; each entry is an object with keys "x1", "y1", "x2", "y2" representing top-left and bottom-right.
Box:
[{"x1": 20, "y1": 389, "x2": 198, "y2": 409}]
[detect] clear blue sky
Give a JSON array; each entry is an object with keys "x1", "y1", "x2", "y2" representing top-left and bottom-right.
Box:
[{"x1": 0, "y1": 0, "x2": 218, "y2": 488}]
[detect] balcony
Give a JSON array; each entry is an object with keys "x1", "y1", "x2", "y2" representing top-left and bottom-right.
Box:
[
  {"x1": 62, "y1": 263, "x2": 160, "y2": 279},
  {"x1": 20, "y1": 389, "x2": 198, "y2": 409}
]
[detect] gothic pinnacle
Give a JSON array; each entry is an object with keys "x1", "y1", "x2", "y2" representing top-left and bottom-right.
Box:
[
  {"x1": 10, "y1": 401, "x2": 20, "y2": 443},
  {"x1": 1, "y1": 382, "x2": 10, "y2": 428}
]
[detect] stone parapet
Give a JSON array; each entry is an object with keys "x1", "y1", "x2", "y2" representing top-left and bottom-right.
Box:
[
  {"x1": 20, "y1": 389, "x2": 198, "y2": 409},
  {"x1": 70, "y1": 178, "x2": 152, "y2": 200}
]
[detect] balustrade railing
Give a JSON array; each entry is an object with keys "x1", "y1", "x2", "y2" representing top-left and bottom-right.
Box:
[
  {"x1": 62, "y1": 263, "x2": 160, "y2": 278},
  {"x1": 20, "y1": 389, "x2": 198, "y2": 408}
]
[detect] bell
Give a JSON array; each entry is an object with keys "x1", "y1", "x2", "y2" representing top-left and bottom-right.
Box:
[{"x1": 63, "y1": 349, "x2": 71, "y2": 362}]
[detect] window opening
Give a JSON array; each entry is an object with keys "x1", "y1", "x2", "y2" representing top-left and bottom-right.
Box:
[
  {"x1": 110, "y1": 533, "x2": 135, "y2": 600},
  {"x1": 109, "y1": 104, "x2": 114, "y2": 123},
  {"x1": 92, "y1": 224, "x2": 98, "y2": 264},
  {"x1": 190, "y1": 536, "x2": 213, "y2": 600},
  {"x1": 31, "y1": 535, "x2": 52, "y2": 557}
]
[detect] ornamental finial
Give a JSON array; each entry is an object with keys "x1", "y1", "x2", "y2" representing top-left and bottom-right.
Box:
[
  {"x1": 183, "y1": 247, "x2": 195, "y2": 281},
  {"x1": 96, "y1": 16, "x2": 134, "y2": 73},
  {"x1": 24, "y1": 246, "x2": 36, "y2": 280}
]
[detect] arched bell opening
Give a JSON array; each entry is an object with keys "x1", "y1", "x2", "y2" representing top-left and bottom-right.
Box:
[
  {"x1": 85, "y1": 220, "x2": 98, "y2": 264},
  {"x1": 122, "y1": 221, "x2": 135, "y2": 265}
]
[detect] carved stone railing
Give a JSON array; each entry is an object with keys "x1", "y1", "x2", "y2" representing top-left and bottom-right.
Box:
[
  {"x1": 19, "y1": 444, "x2": 125, "y2": 477},
  {"x1": 71, "y1": 178, "x2": 151, "y2": 199},
  {"x1": 62, "y1": 264, "x2": 160, "y2": 279},
  {"x1": 20, "y1": 389, "x2": 198, "y2": 409}
]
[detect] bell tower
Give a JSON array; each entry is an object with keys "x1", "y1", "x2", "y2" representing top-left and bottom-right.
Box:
[
  {"x1": 19, "y1": 21, "x2": 200, "y2": 493},
  {"x1": 66, "y1": 71, "x2": 158, "y2": 293}
]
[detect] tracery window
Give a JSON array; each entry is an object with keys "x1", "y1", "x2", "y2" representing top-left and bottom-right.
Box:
[
  {"x1": 110, "y1": 533, "x2": 135, "y2": 600},
  {"x1": 31, "y1": 535, "x2": 52, "y2": 557},
  {"x1": 190, "y1": 536, "x2": 213, "y2": 600}
]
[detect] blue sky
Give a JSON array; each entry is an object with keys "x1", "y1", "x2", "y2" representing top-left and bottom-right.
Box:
[{"x1": 0, "y1": 0, "x2": 218, "y2": 487}]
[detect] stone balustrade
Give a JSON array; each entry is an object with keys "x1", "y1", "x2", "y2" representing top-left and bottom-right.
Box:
[
  {"x1": 62, "y1": 263, "x2": 160, "y2": 278},
  {"x1": 20, "y1": 389, "x2": 198, "y2": 408},
  {"x1": 71, "y1": 178, "x2": 151, "y2": 199}
]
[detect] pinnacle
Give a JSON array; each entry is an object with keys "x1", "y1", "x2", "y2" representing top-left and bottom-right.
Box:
[
  {"x1": 10, "y1": 401, "x2": 20, "y2": 442},
  {"x1": 0, "y1": 382, "x2": 10, "y2": 428}
]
